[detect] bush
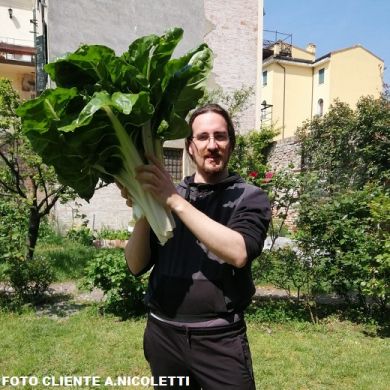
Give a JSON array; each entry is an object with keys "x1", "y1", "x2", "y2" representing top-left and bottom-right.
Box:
[
  {"x1": 297, "y1": 183, "x2": 389, "y2": 309},
  {"x1": 254, "y1": 247, "x2": 329, "y2": 300},
  {"x1": 5, "y1": 256, "x2": 55, "y2": 301},
  {"x1": 246, "y1": 299, "x2": 309, "y2": 323},
  {"x1": 0, "y1": 197, "x2": 28, "y2": 262},
  {"x1": 0, "y1": 198, "x2": 55, "y2": 302},
  {"x1": 66, "y1": 226, "x2": 94, "y2": 246},
  {"x1": 38, "y1": 219, "x2": 64, "y2": 245},
  {"x1": 228, "y1": 127, "x2": 277, "y2": 180},
  {"x1": 82, "y1": 249, "x2": 148, "y2": 319},
  {"x1": 288, "y1": 96, "x2": 390, "y2": 320},
  {"x1": 95, "y1": 227, "x2": 129, "y2": 240}
]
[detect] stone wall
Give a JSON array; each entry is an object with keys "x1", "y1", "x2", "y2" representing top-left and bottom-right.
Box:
[
  {"x1": 267, "y1": 136, "x2": 302, "y2": 172},
  {"x1": 267, "y1": 136, "x2": 302, "y2": 230}
]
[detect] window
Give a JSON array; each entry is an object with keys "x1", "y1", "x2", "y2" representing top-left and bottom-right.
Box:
[
  {"x1": 163, "y1": 148, "x2": 183, "y2": 182},
  {"x1": 317, "y1": 98, "x2": 324, "y2": 116},
  {"x1": 262, "y1": 71, "x2": 268, "y2": 86},
  {"x1": 318, "y1": 68, "x2": 325, "y2": 84}
]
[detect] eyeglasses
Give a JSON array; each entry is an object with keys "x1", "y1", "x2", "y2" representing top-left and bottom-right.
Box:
[{"x1": 191, "y1": 132, "x2": 229, "y2": 146}]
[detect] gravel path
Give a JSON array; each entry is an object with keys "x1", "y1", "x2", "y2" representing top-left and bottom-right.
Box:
[
  {"x1": 45, "y1": 282, "x2": 291, "y2": 303},
  {"x1": 33, "y1": 282, "x2": 291, "y2": 319},
  {"x1": 12, "y1": 282, "x2": 106, "y2": 319},
  {"x1": 48, "y1": 281, "x2": 104, "y2": 302},
  {"x1": 1, "y1": 281, "x2": 341, "y2": 319}
]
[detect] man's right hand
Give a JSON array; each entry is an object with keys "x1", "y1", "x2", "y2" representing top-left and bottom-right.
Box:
[{"x1": 115, "y1": 181, "x2": 133, "y2": 208}]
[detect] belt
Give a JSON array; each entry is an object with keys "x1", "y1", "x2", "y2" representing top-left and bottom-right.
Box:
[{"x1": 148, "y1": 312, "x2": 246, "y2": 336}]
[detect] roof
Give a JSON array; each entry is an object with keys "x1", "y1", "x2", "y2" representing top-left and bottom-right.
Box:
[
  {"x1": 326, "y1": 44, "x2": 384, "y2": 63},
  {"x1": 263, "y1": 44, "x2": 383, "y2": 66}
]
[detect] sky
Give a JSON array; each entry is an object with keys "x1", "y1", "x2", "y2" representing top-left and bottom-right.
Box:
[{"x1": 263, "y1": 0, "x2": 390, "y2": 86}]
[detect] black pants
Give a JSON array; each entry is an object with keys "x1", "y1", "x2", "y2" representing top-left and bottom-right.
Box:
[{"x1": 143, "y1": 315, "x2": 256, "y2": 390}]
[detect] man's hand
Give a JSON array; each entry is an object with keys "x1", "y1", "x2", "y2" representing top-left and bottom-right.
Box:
[
  {"x1": 116, "y1": 180, "x2": 133, "y2": 208},
  {"x1": 135, "y1": 154, "x2": 179, "y2": 209},
  {"x1": 116, "y1": 154, "x2": 180, "y2": 211}
]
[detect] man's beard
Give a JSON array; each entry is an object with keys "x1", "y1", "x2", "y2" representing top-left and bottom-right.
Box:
[{"x1": 202, "y1": 152, "x2": 228, "y2": 174}]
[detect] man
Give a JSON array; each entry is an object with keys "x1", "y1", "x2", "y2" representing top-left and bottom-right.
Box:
[{"x1": 121, "y1": 103, "x2": 271, "y2": 389}]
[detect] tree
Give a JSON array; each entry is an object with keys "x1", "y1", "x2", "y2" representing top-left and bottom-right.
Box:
[
  {"x1": 0, "y1": 78, "x2": 76, "y2": 259},
  {"x1": 198, "y1": 85, "x2": 255, "y2": 132},
  {"x1": 297, "y1": 96, "x2": 389, "y2": 191},
  {"x1": 295, "y1": 96, "x2": 390, "y2": 310}
]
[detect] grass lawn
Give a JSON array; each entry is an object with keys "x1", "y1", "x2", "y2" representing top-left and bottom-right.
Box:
[
  {"x1": 248, "y1": 321, "x2": 390, "y2": 389},
  {"x1": 34, "y1": 240, "x2": 97, "y2": 282},
  {"x1": 0, "y1": 307, "x2": 389, "y2": 389}
]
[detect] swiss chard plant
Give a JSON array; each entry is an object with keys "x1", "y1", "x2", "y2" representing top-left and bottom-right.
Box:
[{"x1": 17, "y1": 28, "x2": 213, "y2": 244}]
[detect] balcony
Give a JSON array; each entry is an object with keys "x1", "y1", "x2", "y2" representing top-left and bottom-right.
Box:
[{"x1": 0, "y1": 37, "x2": 36, "y2": 66}]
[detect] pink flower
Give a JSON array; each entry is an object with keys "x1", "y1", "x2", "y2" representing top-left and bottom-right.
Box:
[
  {"x1": 262, "y1": 171, "x2": 274, "y2": 183},
  {"x1": 249, "y1": 171, "x2": 258, "y2": 178}
]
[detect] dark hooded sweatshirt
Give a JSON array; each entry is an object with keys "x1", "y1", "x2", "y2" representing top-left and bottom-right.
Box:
[{"x1": 141, "y1": 173, "x2": 271, "y2": 322}]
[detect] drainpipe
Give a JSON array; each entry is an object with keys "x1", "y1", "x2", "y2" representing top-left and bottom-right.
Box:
[
  {"x1": 276, "y1": 61, "x2": 286, "y2": 139},
  {"x1": 31, "y1": 6, "x2": 37, "y2": 94},
  {"x1": 310, "y1": 66, "x2": 314, "y2": 119}
]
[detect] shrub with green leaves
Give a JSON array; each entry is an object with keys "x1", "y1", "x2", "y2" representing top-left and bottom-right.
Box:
[
  {"x1": 96, "y1": 227, "x2": 129, "y2": 240},
  {"x1": 297, "y1": 183, "x2": 389, "y2": 309},
  {"x1": 229, "y1": 127, "x2": 277, "y2": 180},
  {"x1": 38, "y1": 218, "x2": 64, "y2": 245},
  {"x1": 293, "y1": 96, "x2": 390, "y2": 316},
  {"x1": 256, "y1": 248, "x2": 308, "y2": 299},
  {"x1": 0, "y1": 199, "x2": 56, "y2": 301},
  {"x1": 66, "y1": 226, "x2": 94, "y2": 246},
  {"x1": 82, "y1": 249, "x2": 148, "y2": 318},
  {"x1": 297, "y1": 96, "x2": 389, "y2": 191},
  {"x1": 5, "y1": 256, "x2": 54, "y2": 301},
  {"x1": 0, "y1": 198, "x2": 28, "y2": 263}
]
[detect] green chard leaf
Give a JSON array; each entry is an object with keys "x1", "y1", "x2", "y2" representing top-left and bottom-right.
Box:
[
  {"x1": 153, "y1": 43, "x2": 213, "y2": 140},
  {"x1": 17, "y1": 28, "x2": 213, "y2": 244},
  {"x1": 45, "y1": 45, "x2": 116, "y2": 89}
]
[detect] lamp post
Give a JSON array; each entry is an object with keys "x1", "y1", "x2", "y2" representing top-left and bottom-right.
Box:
[{"x1": 261, "y1": 100, "x2": 273, "y2": 126}]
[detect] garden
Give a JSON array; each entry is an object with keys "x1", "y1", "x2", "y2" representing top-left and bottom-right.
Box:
[{"x1": 0, "y1": 35, "x2": 389, "y2": 388}]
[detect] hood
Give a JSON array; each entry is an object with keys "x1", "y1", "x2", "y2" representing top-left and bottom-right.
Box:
[{"x1": 177, "y1": 172, "x2": 245, "y2": 201}]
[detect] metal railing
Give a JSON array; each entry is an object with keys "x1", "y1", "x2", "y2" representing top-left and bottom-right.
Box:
[
  {"x1": 0, "y1": 36, "x2": 35, "y2": 63},
  {"x1": 0, "y1": 36, "x2": 34, "y2": 47},
  {"x1": 263, "y1": 29, "x2": 292, "y2": 49}
]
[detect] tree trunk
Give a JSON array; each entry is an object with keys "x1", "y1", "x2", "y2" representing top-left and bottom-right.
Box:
[{"x1": 27, "y1": 206, "x2": 41, "y2": 260}]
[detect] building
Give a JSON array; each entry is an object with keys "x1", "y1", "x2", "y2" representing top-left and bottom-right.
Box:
[
  {"x1": 1, "y1": 1, "x2": 264, "y2": 231},
  {"x1": 261, "y1": 33, "x2": 384, "y2": 140},
  {"x1": 0, "y1": 0, "x2": 38, "y2": 100}
]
